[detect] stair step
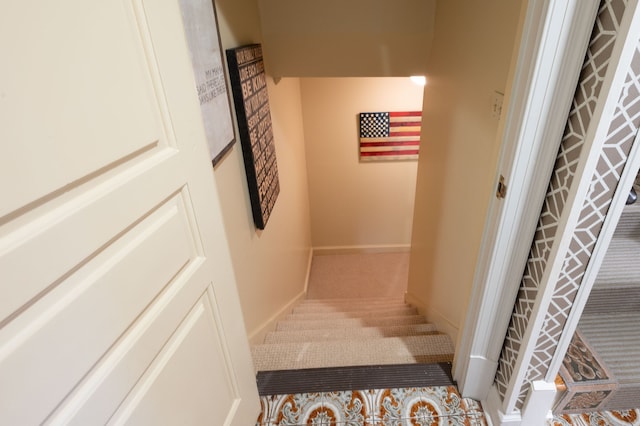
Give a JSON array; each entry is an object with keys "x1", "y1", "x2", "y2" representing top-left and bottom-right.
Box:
[
  {"x1": 293, "y1": 302, "x2": 410, "y2": 314},
  {"x1": 252, "y1": 334, "x2": 455, "y2": 371},
  {"x1": 609, "y1": 201, "x2": 640, "y2": 239},
  {"x1": 579, "y1": 312, "x2": 640, "y2": 384},
  {"x1": 264, "y1": 323, "x2": 439, "y2": 343},
  {"x1": 276, "y1": 315, "x2": 428, "y2": 331},
  {"x1": 591, "y1": 235, "x2": 640, "y2": 290},
  {"x1": 583, "y1": 202, "x2": 640, "y2": 313},
  {"x1": 286, "y1": 307, "x2": 417, "y2": 321},
  {"x1": 583, "y1": 286, "x2": 640, "y2": 314},
  {"x1": 298, "y1": 297, "x2": 405, "y2": 305}
]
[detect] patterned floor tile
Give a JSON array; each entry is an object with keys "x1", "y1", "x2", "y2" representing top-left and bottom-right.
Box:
[
  {"x1": 257, "y1": 392, "x2": 325, "y2": 425},
  {"x1": 322, "y1": 390, "x2": 370, "y2": 424},
  {"x1": 365, "y1": 386, "x2": 467, "y2": 423},
  {"x1": 549, "y1": 409, "x2": 640, "y2": 425},
  {"x1": 555, "y1": 331, "x2": 617, "y2": 414},
  {"x1": 257, "y1": 386, "x2": 487, "y2": 425},
  {"x1": 461, "y1": 398, "x2": 484, "y2": 418},
  {"x1": 467, "y1": 416, "x2": 489, "y2": 426},
  {"x1": 604, "y1": 411, "x2": 640, "y2": 425}
]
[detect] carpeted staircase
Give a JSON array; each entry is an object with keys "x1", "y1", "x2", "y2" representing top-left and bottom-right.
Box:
[
  {"x1": 251, "y1": 297, "x2": 455, "y2": 372},
  {"x1": 556, "y1": 201, "x2": 640, "y2": 413}
]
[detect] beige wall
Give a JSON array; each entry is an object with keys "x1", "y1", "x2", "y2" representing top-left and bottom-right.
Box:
[
  {"x1": 407, "y1": 0, "x2": 523, "y2": 343},
  {"x1": 258, "y1": 0, "x2": 435, "y2": 78},
  {"x1": 215, "y1": 0, "x2": 312, "y2": 343},
  {"x1": 300, "y1": 78, "x2": 422, "y2": 249}
]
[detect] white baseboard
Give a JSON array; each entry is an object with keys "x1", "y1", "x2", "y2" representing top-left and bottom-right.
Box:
[
  {"x1": 428, "y1": 309, "x2": 459, "y2": 346},
  {"x1": 303, "y1": 247, "x2": 313, "y2": 294},
  {"x1": 248, "y1": 248, "x2": 313, "y2": 346},
  {"x1": 247, "y1": 290, "x2": 306, "y2": 346},
  {"x1": 454, "y1": 355, "x2": 498, "y2": 401},
  {"x1": 404, "y1": 291, "x2": 459, "y2": 345},
  {"x1": 521, "y1": 381, "x2": 556, "y2": 425},
  {"x1": 312, "y1": 244, "x2": 411, "y2": 255}
]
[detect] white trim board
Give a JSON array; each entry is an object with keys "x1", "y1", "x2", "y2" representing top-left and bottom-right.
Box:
[
  {"x1": 547, "y1": 129, "x2": 640, "y2": 380},
  {"x1": 484, "y1": 381, "x2": 555, "y2": 426},
  {"x1": 484, "y1": 385, "x2": 522, "y2": 426},
  {"x1": 453, "y1": 0, "x2": 600, "y2": 402}
]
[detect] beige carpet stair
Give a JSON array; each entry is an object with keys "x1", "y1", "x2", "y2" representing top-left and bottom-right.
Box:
[
  {"x1": 285, "y1": 306, "x2": 418, "y2": 321},
  {"x1": 583, "y1": 202, "x2": 640, "y2": 315},
  {"x1": 265, "y1": 323, "x2": 439, "y2": 344},
  {"x1": 252, "y1": 298, "x2": 455, "y2": 371},
  {"x1": 276, "y1": 314, "x2": 429, "y2": 331},
  {"x1": 295, "y1": 296, "x2": 406, "y2": 304}
]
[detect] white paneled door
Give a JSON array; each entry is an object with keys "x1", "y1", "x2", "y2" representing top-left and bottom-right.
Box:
[{"x1": 0, "y1": 0, "x2": 260, "y2": 424}]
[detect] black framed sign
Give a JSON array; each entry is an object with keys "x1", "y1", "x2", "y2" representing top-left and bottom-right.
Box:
[
  {"x1": 178, "y1": 0, "x2": 235, "y2": 166},
  {"x1": 226, "y1": 44, "x2": 280, "y2": 230}
]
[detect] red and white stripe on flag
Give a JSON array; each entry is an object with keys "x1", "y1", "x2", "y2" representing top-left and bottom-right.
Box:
[{"x1": 359, "y1": 111, "x2": 421, "y2": 161}]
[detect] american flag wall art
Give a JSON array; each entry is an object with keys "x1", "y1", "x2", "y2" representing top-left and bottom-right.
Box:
[{"x1": 359, "y1": 111, "x2": 422, "y2": 161}]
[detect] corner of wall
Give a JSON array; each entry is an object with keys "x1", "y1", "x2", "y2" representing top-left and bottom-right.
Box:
[
  {"x1": 247, "y1": 247, "x2": 313, "y2": 345},
  {"x1": 303, "y1": 246, "x2": 314, "y2": 294},
  {"x1": 214, "y1": 2, "x2": 313, "y2": 346},
  {"x1": 247, "y1": 290, "x2": 306, "y2": 346},
  {"x1": 405, "y1": 290, "x2": 459, "y2": 345}
]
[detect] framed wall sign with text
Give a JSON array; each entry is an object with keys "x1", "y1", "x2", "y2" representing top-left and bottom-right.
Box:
[
  {"x1": 226, "y1": 44, "x2": 280, "y2": 230},
  {"x1": 178, "y1": 0, "x2": 235, "y2": 166}
]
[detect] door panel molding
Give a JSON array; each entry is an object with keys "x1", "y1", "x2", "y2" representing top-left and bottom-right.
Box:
[
  {"x1": 0, "y1": 0, "x2": 163, "y2": 219},
  {"x1": 0, "y1": 150, "x2": 181, "y2": 326},
  {"x1": 46, "y1": 259, "x2": 209, "y2": 425},
  {"x1": 0, "y1": 0, "x2": 260, "y2": 423}
]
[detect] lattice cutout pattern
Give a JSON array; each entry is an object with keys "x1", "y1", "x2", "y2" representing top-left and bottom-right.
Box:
[
  {"x1": 493, "y1": 0, "x2": 630, "y2": 411},
  {"x1": 523, "y1": 45, "x2": 640, "y2": 408}
]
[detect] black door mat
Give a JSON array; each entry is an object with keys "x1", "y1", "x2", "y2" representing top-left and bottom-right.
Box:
[{"x1": 256, "y1": 363, "x2": 454, "y2": 396}]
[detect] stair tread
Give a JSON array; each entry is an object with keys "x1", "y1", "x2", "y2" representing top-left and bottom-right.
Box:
[
  {"x1": 593, "y1": 234, "x2": 640, "y2": 289},
  {"x1": 276, "y1": 315, "x2": 428, "y2": 331},
  {"x1": 252, "y1": 335, "x2": 455, "y2": 371},
  {"x1": 583, "y1": 287, "x2": 640, "y2": 314},
  {"x1": 286, "y1": 307, "x2": 417, "y2": 321},
  {"x1": 293, "y1": 302, "x2": 410, "y2": 314},
  {"x1": 298, "y1": 297, "x2": 406, "y2": 305},
  {"x1": 610, "y1": 202, "x2": 640, "y2": 238},
  {"x1": 265, "y1": 323, "x2": 439, "y2": 343},
  {"x1": 579, "y1": 312, "x2": 640, "y2": 382}
]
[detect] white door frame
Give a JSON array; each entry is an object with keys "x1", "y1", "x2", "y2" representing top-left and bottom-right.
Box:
[{"x1": 453, "y1": 0, "x2": 601, "y2": 400}]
